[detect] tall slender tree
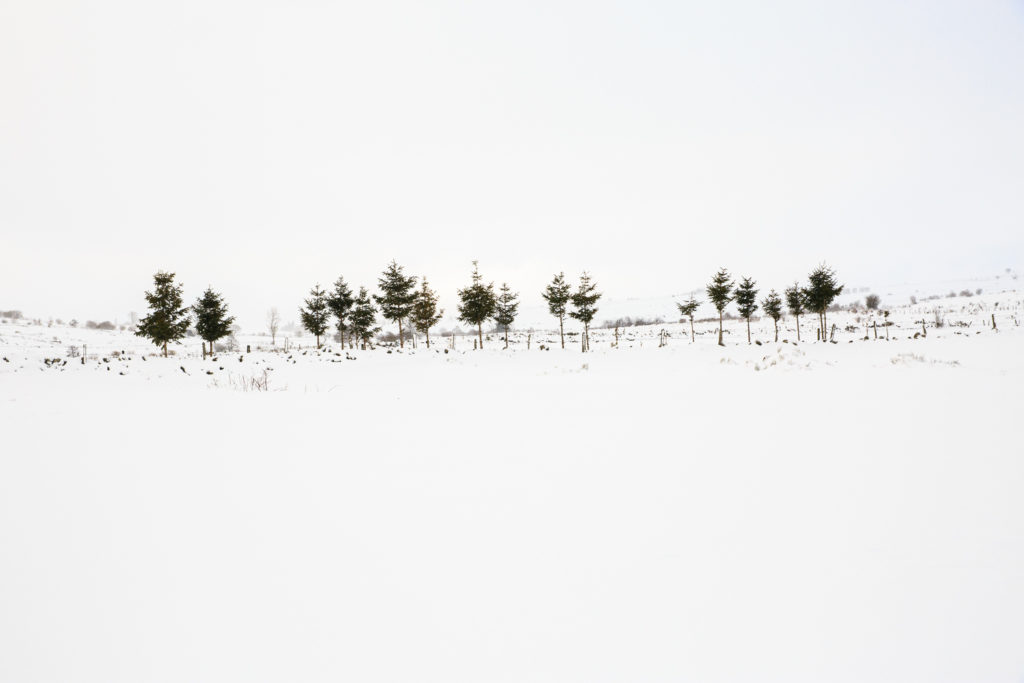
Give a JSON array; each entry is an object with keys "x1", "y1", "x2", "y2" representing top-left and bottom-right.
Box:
[
  {"x1": 784, "y1": 283, "x2": 805, "y2": 342},
  {"x1": 457, "y1": 261, "x2": 497, "y2": 349},
  {"x1": 676, "y1": 296, "x2": 700, "y2": 342},
  {"x1": 569, "y1": 272, "x2": 601, "y2": 352},
  {"x1": 734, "y1": 277, "x2": 759, "y2": 343},
  {"x1": 327, "y1": 277, "x2": 355, "y2": 348},
  {"x1": 266, "y1": 307, "x2": 281, "y2": 346},
  {"x1": 705, "y1": 268, "x2": 734, "y2": 346},
  {"x1": 193, "y1": 287, "x2": 235, "y2": 358},
  {"x1": 374, "y1": 260, "x2": 417, "y2": 348},
  {"x1": 348, "y1": 287, "x2": 380, "y2": 350},
  {"x1": 493, "y1": 283, "x2": 520, "y2": 349},
  {"x1": 410, "y1": 278, "x2": 443, "y2": 348},
  {"x1": 299, "y1": 284, "x2": 330, "y2": 348},
  {"x1": 803, "y1": 264, "x2": 844, "y2": 342},
  {"x1": 541, "y1": 272, "x2": 572, "y2": 349},
  {"x1": 136, "y1": 271, "x2": 191, "y2": 357},
  {"x1": 761, "y1": 289, "x2": 783, "y2": 342}
]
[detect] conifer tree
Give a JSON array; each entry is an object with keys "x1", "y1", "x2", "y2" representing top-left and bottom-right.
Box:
[
  {"x1": 784, "y1": 283, "x2": 805, "y2": 342},
  {"x1": 803, "y1": 264, "x2": 844, "y2": 342},
  {"x1": 676, "y1": 296, "x2": 700, "y2": 342},
  {"x1": 348, "y1": 287, "x2": 380, "y2": 349},
  {"x1": 374, "y1": 260, "x2": 417, "y2": 348},
  {"x1": 136, "y1": 270, "x2": 191, "y2": 357},
  {"x1": 705, "y1": 268, "x2": 734, "y2": 346},
  {"x1": 410, "y1": 278, "x2": 443, "y2": 348},
  {"x1": 327, "y1": 277, "x2": 354, "y2": 348},
  {"x1": 493, "y1": 283, "x2": 519, "y2": 349},
  {"x1": 299, "y1": 284, "x2": 330, "y2": 348},
  {"x1": 541, "y1": 272, "x2": 572, "y2": 349},
  {"x1": 734, "y1": 277, "x2": 759, "y2": 343},
  {"x1": 192, "y1": 287, "x2": 235, "y2": 358},
  {"x1": 761, "y1": 289, "x2": 783, "y2": 342},
  {"x1": 569, "y1": 272, "x2": 601, "y2": 352},
  {"x1": 457, "y1": 261, "x2": 497, "y2": 349}
]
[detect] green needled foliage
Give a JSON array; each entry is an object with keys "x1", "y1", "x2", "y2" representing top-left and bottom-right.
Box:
[
  {"x1": 735, "y1": 277, "x2": 759, "y2": 343},
  {"x1": 569, "y1": 272, "x2": 601, "y2": 352},
  {"x1": 676, "y1": 296, "x2": 700, "y2": 342},
  {"x1": 349, "y1": 287, "x2": 380, "y2": 349},
  {"x1": 136, "y1": 271, "x2": 191, "y2": 357},
  {"x1": 374, "y1": 260, "x2": 417, "y2": 348},
  {"x1": 761, "y1": 289, "x2": 782, "y2": 342},
  {"x1": 457, "y1": 261, "x2": 497, "y2": 349},
  {"x1": 705, "y1": 268, "x2": 734, "y2": 346},
  {"x1": 541, "y1": 271, "x2": 572, "y2": 349},
  {"x1": 803, "y1": 263, "x2": 844, "y2": 342},
  {"x1": 299, "y1": 284, "x2": 331, "y2": 348},
  {"x1": 328, "y1": 277, "x2": 355, "y2": 347},
  {"x1": 192, "y1": 287, "x2": 235, "y2": 356},
  {"x1": 410, "y1": 277, "x2": 443, "y2": 348},
  {"x1": 494, "y1": 283, "x2": 520, "y2": 349}
]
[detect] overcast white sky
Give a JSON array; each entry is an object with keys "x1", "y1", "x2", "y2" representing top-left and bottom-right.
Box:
[{"x1": 2, "y1": 1, "x2": 1022, "y2": 329}]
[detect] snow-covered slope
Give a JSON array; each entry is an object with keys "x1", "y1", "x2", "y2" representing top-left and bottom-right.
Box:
[{"x1": 1, "y1": 288, "x2": 1022, "y2": 682}]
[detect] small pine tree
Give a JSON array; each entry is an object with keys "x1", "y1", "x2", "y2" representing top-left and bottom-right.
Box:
[
  {"x1": 192, "y1": 287, "x2": 235, "y2": 358},
  {"x1": 457, "y1": 261, "x2": 497, "y2": 350},
  {"x1": 705, "y1": 268, "x2": 734, "y2": 346},
  {"x1": 734, "y1": 277, "x2": 759, "y2": 343},
  {"x1": 136, "y1": 271, "x2": 191, "y2": 357},
  {"x1": 761, "y1": 289, "x2": 782, "y2": 342},
  {"x1": 348, "y1": 287, "x2": 380, "y2": 349},
  {"x1": 327, "y1": 277, "x2": 354, "y2": 348},
  {"x1": 299, "y1": 284, "x2": 330, "y2": 348},
  {"x1": 374, "y1": 260, "x2": 417, "y2": 348},
  {"x1": 410, "y1": 278, "x2": 443, "y2": 348},
  {"x1": 784, "y1": 283, "x2": 805, "y2": 342},
  {"x1": 803, "y1": 264, "x2": 844, "y2": 343},
  {"x1": 676, "y1": 296, "x2": 700, "y2": 342},
  {"x1": 541, "y1": 272, "x2": 572, "y2": 349},
  {"x1": 493, "y1": 283, "x2": 519, "y2": 349},
  {"x1": 569, "y1": 272, "x2": 601, "y2": 352}
]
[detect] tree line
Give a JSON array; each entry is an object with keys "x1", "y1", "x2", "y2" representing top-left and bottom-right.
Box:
[
  {"x1": 133, "y1": 262, "x2": 842, "y2": 355},
  {"x1": 680, "y1": 263, "x2": 844, "y2": 345},
  {"x1": 133, "y1": 262, "x2": 603, "y2": 355}
]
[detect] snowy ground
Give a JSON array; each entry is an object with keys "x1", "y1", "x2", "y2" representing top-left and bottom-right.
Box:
[{"x1": 1, "y1": 289, "x2": 1023, "y2": 682}]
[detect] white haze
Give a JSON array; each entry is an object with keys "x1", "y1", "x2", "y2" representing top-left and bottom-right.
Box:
[{"x1": 2, "y1": 1, "x2": 1023, "y2": 330}]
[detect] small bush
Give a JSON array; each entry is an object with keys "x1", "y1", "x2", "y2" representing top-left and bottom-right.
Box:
[{"x1": 865, "y1": 294, "x2": 881, "y2": 310}]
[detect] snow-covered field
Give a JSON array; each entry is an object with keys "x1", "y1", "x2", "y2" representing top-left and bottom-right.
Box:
[{"x1": 1, "y1": 287, "x2": 1023, "y2": 682}]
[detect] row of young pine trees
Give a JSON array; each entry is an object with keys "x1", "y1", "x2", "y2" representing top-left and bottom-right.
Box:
[
  {"x1": 683, "y1": 264, "x2": 845, "y2": 346},
  {"x1": 134, "y1": 261, "x2": 602, "y2": 356},
  {"x1": 134, "y1": 261, "x2": 842, "y2": 356},
  {"x1": 297, "y1": 261, "x2": 602, "y2": 352}
]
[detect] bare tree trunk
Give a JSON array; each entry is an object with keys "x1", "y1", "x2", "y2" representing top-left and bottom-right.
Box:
[
  {"x1": 425, "y1": 329, "x2": 430, "y2": 348},
  {"x1": 746, "y1": 318, "x2": 751, "y2": 343},
  {"x1": 559, "y1": 316, "x2": 564, "y2": 349},
  {"x1": 163, "y1": 341, "x2": 168, "y2": 357},
  {"x1": 718, "y1": 311, "x2": 724, "y2": 346},
  {"x1": 873, "y1": 320, "x2": 877, "y2": 339},
  {"x1": 690, "y1": 316, "x2": 695, "y2": 342},
  {"x1": 477, "y1": 322, "x2": 483, "y2": 350},
  {"x1": 398, "y1": 318, "x2": 404, "y2": 348},
  {"x1": 795, "y1": 314, "x2": 800, "y2": 342},
  {"x1": 774, "y1": 319, "x2": 778, "y2": 342},
  {"x1": 504, "y1": 327, "x2": 508, "y2": 349}
]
